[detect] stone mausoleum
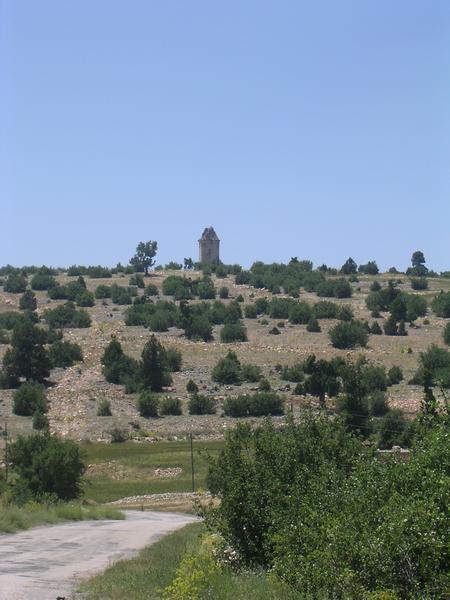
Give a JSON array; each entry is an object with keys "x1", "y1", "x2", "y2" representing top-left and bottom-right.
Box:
[{"x1": 198, "y1": 227, "x2": 220, "y2": 263}]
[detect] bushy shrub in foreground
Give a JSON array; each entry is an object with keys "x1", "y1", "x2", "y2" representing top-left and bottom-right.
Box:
[
  {"x1": 205, "y1": 419, "x2": 449, "y2": 599},
  {"x1": 159, "y1": 396, "x2": 182, "y2": 416},
  {"x1": 137, "y1": 390, "x2": 159, "y2": 417},
  {"x1": 8, "y1": 433, "x2": 85, "y2": 501}
]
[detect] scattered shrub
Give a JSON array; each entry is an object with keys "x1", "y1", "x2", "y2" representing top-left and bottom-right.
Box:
[
  {"x1": 223, "y1": 392, "x2": 284, "y2": 417},
  {"x1": 388, "y1": 365, "x2": 404, "y2": 385},
  {"x1": 306, "y1": 318, "x2": 321, "y2": 332},
  {"x1": 159, "y1": 396, "x2": 182, "y2": 416},
  {"x1": 269, "y1": 326, "x2": 280, "y2": 335},
  {"x1": 410, "y1": 278, "x2": 428, "y2": 290},
  {"x1": 368, "y1": 391, "x2": 389, "y2": 416},
  {"x1": 220, "y1": 322, "x2": 247, "y2": 343},
  {"x1": 241, "y1": 364, "x2": 262, "y2": 382},
  {"x1": 129, "y1": 274, "x2": 145, "y2": 288},
  {"x1": 377, "y1": 409, "x2": 413, "y2": 449},
  {"x1": 13, "y1": 381, "x2": 47, "y2": 416},
  {"x1": 329, "y1": 321, "x2": 368, "y2": 349},
  {"x1": 97, "y1": 399, "x2": 112, "y2": 416},
  {"x1": 32, "y1": 410, "x2": 49, "y2": 431},
  {"x1": 288, "y1": 301, "x2": 312, "y2": 324},
  {"x1": 44, "y1": 302, "x2": 91, "y2": 329},
  {"x1": 49, "y1": 340, "x2": 83, "y2": 368},
  {"x1": 258, "y1": 378, "x2": 271, "y2": 391},
  {"x1": 313, "y1": 301, "x2": 338, "y2": 319},
  {"x1": 212, "y1": 351, "x2": 242, "y2": 385},
  {"x1": 432, "y1": 291, "x2": 450, "y2": 317},
  {"x1": 137, "y1": 391, "x2": 159, "y2": 417},
  {"x1": 186, "y1": 379, "x2": 199, "y2": 394},
  {"x1": 165, "y1": 347, "x2": 182, "y2": 372},
  {"x1": 219, "y1": 286, "x2": 229, "y2": 299},
  {"x1": 19, "y1": 290, "x2": 37, "y2": 311},
  {"x1": 31, "y1": 273, "x2": 56, "y2": 291},
  {"x1": 76, "y1": 290, "x2": 95, "y2": 307},
  {"x1": 244, "y1": 304, "x2": 258, "y2": 319},
  {"x1": 188, "y1": 394, "x2": 216, "y2": 415},
  {"x1": 185, "y1": 315, "x2": 213, "y2": 342},
  {"x1": 4, "y1": 274, "x2": 27, "y2": 293},
  {"x1": 110, "y1": 427, "x2": 128, "y2": 443},
  {"x1": 370, "y1": 321, "x2": 383, "y2": 335},
  {"x1": 95, "y1": 285, "x2": 111, "y2": 299},
  {"x1": 144, "y1": 283, "x2": 159, "y2": 297}
]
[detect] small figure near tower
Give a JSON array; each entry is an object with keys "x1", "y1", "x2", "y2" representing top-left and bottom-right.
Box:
[{"x1": 199, "y1": 227, "x2": 220, "y2": 263}]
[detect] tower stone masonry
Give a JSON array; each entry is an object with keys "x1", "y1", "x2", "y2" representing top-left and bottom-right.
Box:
[{"x1": 198, "y1": 227, "x2": 220, "y2": 263}]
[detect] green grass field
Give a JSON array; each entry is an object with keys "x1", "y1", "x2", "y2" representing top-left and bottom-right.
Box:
[{"x1": 82, "y1": 440, "x2": 224, "y2": 503}]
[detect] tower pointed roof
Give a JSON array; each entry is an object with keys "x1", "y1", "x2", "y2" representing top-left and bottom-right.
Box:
[{"x1": 199, "y1": 226, "x2": 220, "y2": 241}]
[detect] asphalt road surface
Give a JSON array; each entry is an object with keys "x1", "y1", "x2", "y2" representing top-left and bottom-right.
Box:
[{"x1": 0, "y1": 510, "x2": 198, "y2": 600}]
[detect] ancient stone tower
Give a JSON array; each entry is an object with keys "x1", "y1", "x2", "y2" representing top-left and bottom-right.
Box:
[{"x1": 198, "y1": 227, "x2": 220, "y2": 263}]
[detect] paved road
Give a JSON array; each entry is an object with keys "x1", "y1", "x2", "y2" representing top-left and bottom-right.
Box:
[{"x1": 0, "y1": 511, "x2": 198, "y2": 600}]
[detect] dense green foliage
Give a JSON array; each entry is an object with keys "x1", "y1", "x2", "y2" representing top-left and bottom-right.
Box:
[
  {"x1": 212, "y1": 351, "x2": 242, "y2": 385},
  {"x1": 188, "y1": 394, "x2": 216, "y2": 415},
  {"x1": 19, "y1": 290, "x2": 37, "y2": 311},
  {"x1": 1, "y1": 320, "x2": 51, "y2": 386},
  {"x1": 432, "y1": 291, "x2": 450, "y2": 318},
  {"x1": 8, "y1": 433, "x2": 86, "y2": 502},
  {"x1": 220, "y1": 322, "x2": 248, "y2": 343},
  {"x1": 206, "y1": 418, "x2": 449, "y2": 599},
  {"x1": 4, "y1": 274, "x2": 27, "y2": 293},
  {"x1": 137, "y1": 390, "x2": 160, "y2": 417}
]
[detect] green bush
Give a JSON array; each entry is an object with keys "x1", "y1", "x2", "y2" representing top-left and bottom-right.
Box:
[
  {"x1": 313, "y1": 301, "x2": 338, "y2": 319},
  {"x1": 269, "y1": 326, "x2": 281, "y2": 335},
  {"x1": 223, "y1": 392, "x2": 284, "y2": 417},
  {"x1": 432, "y1": 291, "x2": 450, "y2": 317},
  {"x1": 368, "y1": 391, "x2": 389, "y2": 416},
  {"x1": 159, "y1": 396, "x2": 182, "y2": 416},
  {"x1": 220, "y1": 322, "x2": 248, "y2": 343},
  {"x1": 0, "y1": 329, "x2": 9, "y2": 344},
  {"x1": 1, "y1": 320, "x2": 50, "y2": 385},
  {"x1": 377, "y1": 409, "x2": 412, "y2": 449},
  {"x1": 19, "y1": 290, "x2": 37, "y2": 311},
  {"x1": 32, "y1": 410, "x2": 49, "y2": 431},
  {"x1": 49, "y1": 340, "x2": 83, "y2": 368},
  {"x1": 337, "y1": 305, "x2": 354, "y2": 321},
  {"x1": 144, "y1": 283, "x2": 159, "y2": 297},
  {"x1": 186, "y1": 379, "x2": 199, "y2": 394},
  {"x1": 44, "y1": 302, "x2": 91, "y2": 328},
  {"x1": 329, "y1": 320, "x2": 368, "y2": 349},
  {"x1": 411, "y1": 344, "x2": 450, "y2": 387},
  {"x1": 258, "y1": 378, "x2": 271, "y2": 391},
  {"x1": 188, "y1": 394, "x2": 216, "y2": 415},
  {"x1": 31, "y1": 273, "x2": 56, "y2": 291},
  {"x1": 137, "y1": 391, "x2": 159, "y2": 417},
  {"x1": 140, "y1": 335, "x2": 172, "y2": 391},
  {"x1": 8, "y1": 433, "x2": 85, "y2": 501},
  {"x1": 13, "y1": 381, "x2": 47, "y2": 416},
  {"x1": 95, "y1": 285, "x2": 111, "y2": 299},
  {"x1": 288, "y1": 301, "x2": 312, "y2": 324},
  {"x1": 306, "y1": 318, "x2": 321, "y2": 332},
  {"x1": 387, "y1": 365, "x2": 403, "y2": 385},
  {"x1": 76, "y1": 290, "x2": 95, "y2": 307},
  {"x1": 219, "y1": 286, "x2": 229, "y2": 299},
  {"x1": 110, "y1": 284, "x2": 135, "y2": 305},
  {"x1": 244, "y1": 304, "x2": 258, "y2": 319},
  {"x1": 410, "y1": 277, "x2": 428, "y2": 290},
  {"x1": 165, "y1": 347, "x2": 182, "y2": 372},
  {"x1": 110, "y1": 427, "x2": 128, "y2": 443},
  {"x1": 212, "y1": 351, "x2": 242, "y2": 385},
  {"x1": 370, "y1": 321, "x2": 383, "y2": 335},
  {"x1": 241, "y1": 364, "x2": 262, "y2": 382},
  {"x1": 443, "y1": 322, "x2": 450, "y2": 345},
  {"x1": 97, "y1": 399, "x2": 112, "y2": 416},
  {"x1": 4, "y1": 274, "x2": 27, "y2": 293},
  {"x1": 184, "y1": 315, "x2": 213, "y2": 342},
  {"x1": 129, "y1": 274, "x2": 145, "y2": 288}
]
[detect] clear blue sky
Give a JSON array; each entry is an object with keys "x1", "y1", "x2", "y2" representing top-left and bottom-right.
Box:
[{"x1": 1, "y1": 1, "x2": 449, "y2": 271}]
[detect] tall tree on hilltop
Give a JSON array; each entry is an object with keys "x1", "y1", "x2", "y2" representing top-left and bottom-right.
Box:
[{"x1": 130, "y1": 241, "x2": 158, "y2": 276}]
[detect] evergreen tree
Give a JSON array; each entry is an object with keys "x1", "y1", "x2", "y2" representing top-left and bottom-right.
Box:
[
  {"x1": 140, "y1": 334, "x2": 171, "y2": 391},
  {"x1": 2, "y1": 320, "x2": 50, "y2": 384}
]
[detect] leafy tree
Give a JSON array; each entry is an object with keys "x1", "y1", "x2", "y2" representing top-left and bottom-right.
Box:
[
  {"x1": 31, "y1": 272, "x2": 56, "y2": 290},
  {"x1": 13, "y1": 381, "x2": 47, "y2": 416},
  {"x1": 130, "y1": 240, "x2": 158, "y2": 276},
  {"x1": 2, "y1": 320, "x2": 51, "y2": 385},
  {"x1": 358, "y1": 261, "x2": 379, "y2": 275},
  {"x1": 9, "y1": 433, "x2": 85, "y2": 501},
  {"x1": 19, "y1": 290, "x2": 37, "y2": 311},
  {"x1": 197, "y1": 277, "x2": 216, "y2": 299},
  {"x1": 329, "y1": 320, "x2": 368, "y2": 349},
  {"x1": 377, "y1": 409, "x2": 412, "y2": 449},
  {"x1": 183, "y1": 257, "x2": 194, "y2": 270},
  {"x1": 340, "y1": 257, "x2": 357, "y2": 274},
  {"x1": 137, "y1": 390, "x2": 159, "y2": 417},
  {"x1": 140, "y1": 334, "x2": 172, "y2": 391},
  {"x1": 184, "y1": 314, "x2": 213, "y2": 342},
  {"x1": 411, "y1": 250, "x2": 426, "y2": 269},
  {"x1": 304, "y1": 359, "x2": 340, "y2": 407}
]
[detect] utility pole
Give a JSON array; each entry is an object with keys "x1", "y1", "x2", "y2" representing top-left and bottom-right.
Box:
[
  {"x1": 4, "y1": 420, "x2": 8, "y2": 483},
  {"x1": 189, "y1": 433, "x2": 195, "y2": 492}
]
